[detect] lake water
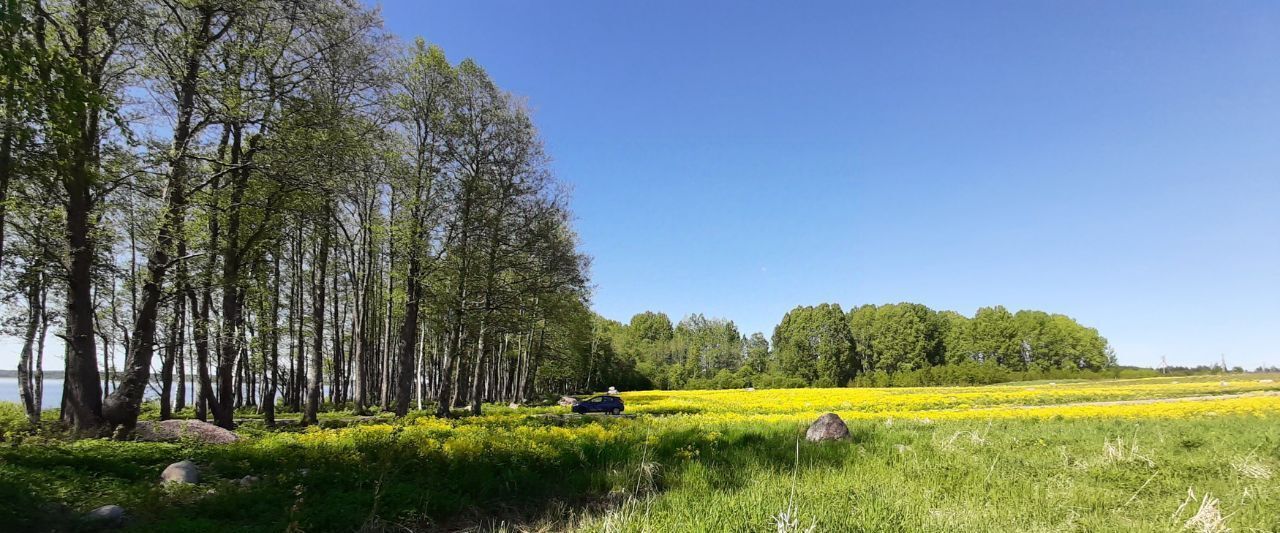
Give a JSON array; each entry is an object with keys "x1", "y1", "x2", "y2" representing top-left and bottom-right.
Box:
[{"x1": 0, "y1": 378, "x2": 197, "y2": 409}]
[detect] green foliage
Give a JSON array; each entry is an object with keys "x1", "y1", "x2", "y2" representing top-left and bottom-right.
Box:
[
  {"x1": 674, "y1": 314, "x2": 743, "y2": 379},
  {"x1": 848, "y1": 303, "x2": 946, "y2": 374},
  {"x1": 595, "y1": 302, "x2": 1114, "y2": 392},
  {"x1": 628, "y1": 311, "x2": 673, "y2": 343},
  {"x1": 0, "y1": 402, "x2": 29, "y2": 438},
  {"x1": 772, "y1": 303, "x2": 856, "y2": 385}
]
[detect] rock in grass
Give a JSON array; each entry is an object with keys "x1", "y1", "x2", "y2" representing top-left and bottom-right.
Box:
[
  {"x1": 806, "y1": 412, "x2": 850, "y2": 442},
  {"x1": 85, "y1": 505, "x2": 126, "y2": 528},
  {"x1": 162, "y1": 460, "x2": 200, "y2": 484},
  {"x1": 237, "y1": 475, "x2": 260, "y2": 488},
  {"x1": 558, "y1": 396, "x2": 579, "y2": 407},
  {"x1": 135, "y1": 419, "x2": 239, "y2": 444}
]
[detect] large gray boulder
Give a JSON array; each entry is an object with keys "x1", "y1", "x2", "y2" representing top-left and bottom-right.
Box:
[
  {"x1": 85, "y1": 504, "x2": 126, "y2": 528},
  {"x1": 135, "y1": 419, "x2": 239, "y2": 444},
  {"x1": 805, "y1": 413, "x2": 851, "y2": 442},
  {"x1": 161, "y1": 460, "x2": 200, "y2": 484}
]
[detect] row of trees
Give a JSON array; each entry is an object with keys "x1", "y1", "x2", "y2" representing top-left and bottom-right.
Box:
[
  {"x1": 1, "y1": 0, "x2": 592, "y2": 434},
  {"x1": 584, "y1": 303, "x2": 1115, "y2": 390}
]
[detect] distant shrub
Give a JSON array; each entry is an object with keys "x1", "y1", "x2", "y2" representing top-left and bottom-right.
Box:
[
  {"x1": 750, "y1": 373, "x2": 807, "y2": 390},
  {"x1": 847, "y1": 362, "x2": 1170, "y2": 388}
]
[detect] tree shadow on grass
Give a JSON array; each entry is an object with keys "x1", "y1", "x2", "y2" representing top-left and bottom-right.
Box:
[
  {"x1": 1, "y1": 418, "x2": 881, "y2": 532},
  {"x1": 682, "y1": 423, "x2": 878, "y2": 494}
]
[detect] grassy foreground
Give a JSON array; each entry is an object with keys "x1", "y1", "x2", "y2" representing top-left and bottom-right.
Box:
[{"x1": 1, "y1": 376, "x2": 1277, "y2": 532}]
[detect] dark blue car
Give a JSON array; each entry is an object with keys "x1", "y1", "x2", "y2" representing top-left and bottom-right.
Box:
[{"x1": 572, "y1": 395, "x2": 625, "y2": 415}]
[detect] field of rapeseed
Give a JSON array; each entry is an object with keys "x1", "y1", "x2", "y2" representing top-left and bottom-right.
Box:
[
  {"x1": 1, "y1": 375, "x2": 1277, "y2": 531},
  {"x1": 619, "y1": 374, "x2": 1280, "y2": 416}
]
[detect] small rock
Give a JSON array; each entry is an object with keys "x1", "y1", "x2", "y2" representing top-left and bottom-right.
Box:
[
  {"x1": 557, "y1": 396, "x2": 579, "y2": 407},
  {"x1": 744, "y1": 387, "x2": 755, "y2": 392},
  {"x1": 1220, "y1": 381, "x2": 1229, "y2": 387},
  {"x1": 162, "y1": 460, "x2": 200, "y2": 484},
  {"x1": 237, "y1": 475, "x2": 260, "y2": 488},
  {"x1": 894, "y1": 444, "x2": 912, "y2": 454},
  {"x1": 607, "y1": 386, "x2": 619, "y2": 394},
  {"x1": 806, "y1": 412, "x2": 851, "y2": 442},
  {"x1": 85, "y1": 505, "x2": 126, "y2": 528},
  {"x1": 508, "y1": 402, "x2": 521, "y2": 409}
]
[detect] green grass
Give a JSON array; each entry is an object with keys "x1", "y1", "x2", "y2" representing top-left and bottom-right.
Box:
[
  {"x1": 574, "y1": 417, "x2": 1280, "y2": 532},
  {"x1": 1, "y1": 387, "x2": 1277, "y2": 532}
]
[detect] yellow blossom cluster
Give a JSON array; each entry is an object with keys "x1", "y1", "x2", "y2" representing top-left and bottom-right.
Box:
[
  {"x1": 652, "y1": 394, "x2": 1280, "y2": 430},
  {"x1": 242, "y1": 377, "x2": 1278, "y2": 463},
  {"x1": 618, "y1": 377, "x2": 1280, "y2": 417}
]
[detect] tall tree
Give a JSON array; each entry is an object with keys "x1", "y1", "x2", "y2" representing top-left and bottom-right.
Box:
[
  {"x1": 391, "y1": 39, "x2": 451, "y2": 417},
  {"x1": 34, "y1": 0, "x2": 136, "y2": 433},
  {"x1": 104, "y1": 0, "x2": 237, "y2": 434},
  {"x1": 772, "y1": 303, "x2": 857, "y2": 386}
]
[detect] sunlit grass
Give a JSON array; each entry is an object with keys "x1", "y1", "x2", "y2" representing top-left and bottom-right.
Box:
[{"x1": 1, "y1": 376, "x2": 1277, "y2": 531}]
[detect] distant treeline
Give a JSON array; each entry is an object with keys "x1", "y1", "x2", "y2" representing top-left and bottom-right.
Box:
[
  {"x1": 582, "y1": 303, "x2": 1263, "y2": 391},
  {"x1": 0, "y1": 371, "x2": 64, "y2": 380}
]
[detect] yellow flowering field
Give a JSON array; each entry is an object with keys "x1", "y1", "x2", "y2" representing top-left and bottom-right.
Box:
[
  {"x1": 616, "y1": 375, "x2": 1280, "y2": 417},
  {"x1": 244, "y1": 376, "x2": 1280, "y2": 463}
]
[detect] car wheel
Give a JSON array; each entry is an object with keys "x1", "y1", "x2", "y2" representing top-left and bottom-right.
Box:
[{"x1": 611, "y1": 408, "x2": 621, "y2": 415}]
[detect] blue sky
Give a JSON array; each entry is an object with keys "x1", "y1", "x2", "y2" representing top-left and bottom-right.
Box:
[
  {"x1": 372, "y1": 0, "x2": 1279, "y2": 368},
  {"x1": 0, "y1": 1, "x2": 1275, "y2": 371}
]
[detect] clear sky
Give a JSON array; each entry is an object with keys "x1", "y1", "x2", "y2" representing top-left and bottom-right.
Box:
[
  {"x1": 1, "y1": 1, "x2": 1277, "y2": 370},
  {"x1": 370, "y1": 0, "x2": 1278, "y2": 369}
]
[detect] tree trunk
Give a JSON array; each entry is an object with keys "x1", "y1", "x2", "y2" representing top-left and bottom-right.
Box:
[
  {"x1": 35, "y1": 292, "x2": 48, "y2": 416},
  {"x1": 305, "y1": 219, "x2": 329, "y2": 424},
  {"x1": 17, "y1": 268, "x2": 43, "y2": 424},
  {"x1": 264, "y1": 252, "x2": 280, "y2": 426},
  {"x1": 104, "y1": 36, "x2": 205, "y2": 431},
  {"x1": 393, "y1": 247, "x2": 422, "y2": 417},
  {"x1": 159, "y1": 287, "x2": 184, "y2": 420},
  {"x1": 435, "y1": 190, "x2": 472, "y2": 418},
  {"x1": 330, "y1": 257, "x2": 344, "y2": 406},
  {"x1": 468, "y1": 319, "x2": 487, "y2": 415},
  {"x1": 62, "y1": 161, "x2": 104, "y2": 433},
  {"x1": 175, "y1": 237, "x2": 189, "y2": 413},
  {"x1": 213, "y1": 126, "x2": 250, "y2": 429}
]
